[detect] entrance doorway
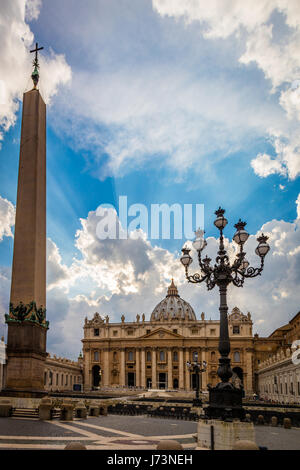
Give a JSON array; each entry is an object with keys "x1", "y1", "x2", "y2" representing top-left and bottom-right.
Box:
[
  {"x1": 127, "y1": 372, "x2": 135, "y2": 387},
  {"x1": 158, "y1": 373, "x2": 166, "y2": 389},
  {"x1": 92, "y1": 365, "x2": 101, "y2": 387}
]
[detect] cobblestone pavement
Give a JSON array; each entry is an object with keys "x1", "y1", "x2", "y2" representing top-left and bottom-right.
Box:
[{"x1": 0, "y1": 416, "x2": 299, "y2": 450}]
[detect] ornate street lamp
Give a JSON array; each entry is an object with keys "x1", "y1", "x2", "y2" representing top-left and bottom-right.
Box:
[
  {"x1": 186, "y1": 352, "x2": 207, "y2": 406},
  {"x1": 180, "y1": 207, "x2": 270, "y2": 420}
]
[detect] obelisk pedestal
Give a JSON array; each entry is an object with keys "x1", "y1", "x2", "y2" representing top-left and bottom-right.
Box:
[{"x1": 2, "y1": 88, "x2": 48, "y2": 397}]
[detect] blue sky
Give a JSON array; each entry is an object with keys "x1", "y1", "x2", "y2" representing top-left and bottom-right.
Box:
[{"x1": 0, "y1": 0, "x2": 299, "y2": 357}]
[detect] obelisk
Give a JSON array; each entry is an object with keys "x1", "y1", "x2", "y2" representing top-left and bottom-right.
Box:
[{"x1": 3, "y1": 43, "x2": 49, "y2": 396}]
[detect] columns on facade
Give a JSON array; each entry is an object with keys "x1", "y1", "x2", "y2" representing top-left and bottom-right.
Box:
[
  {"x1": 185, "y1": 348, "x2": 191, "y2": 390},
  {"x1": 167, "y1": 348, "x2": 173, "y2": 389},
  {"x1": 179, "y1": 348, "x2": 184, "y2": 389},
  {"x1": 201, "y1": 348, "x2": 208, "y2": 391},
  {"x1": 152, "y1": 348, "x2": 157, "y2": 389},
  {"x1": 120, "y1": 348, "x2": 126, "y2": 387},
  {"x1": 83, "y1": 349, "x2": 91, "y2": 391},
  {"x1": 103, "y1": 348, "x2": 110, "y2": 386},
  {"x1": 245, "y1": 349, "x2": 254, "y2": 394},
  {"x1": 141, "y1": 348, "x2": 146, "y2": 388},
  {"x1": 136, "y1": 348, "x2": 140, "y2": 387}
]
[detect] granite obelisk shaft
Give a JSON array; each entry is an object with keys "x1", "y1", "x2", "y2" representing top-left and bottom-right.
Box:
[{"x1": 4, "y1": 88, "x2": 47, "y2": 394}]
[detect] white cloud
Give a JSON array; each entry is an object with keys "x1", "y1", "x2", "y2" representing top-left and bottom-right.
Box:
[
  {"x1": 251, "y1": 153, "x2": 286, "y2": 178},
  {"x1": 0, "y1": 196, "x2": 15, "y2": 241},
  {"x1": 25, "y1": 0, "x2": 42, "y2": 21},
  {"x1": 0, "y1": 0, "x2": 71, "y2": 142},
  {"x1": 152, "y1": 0, "x2": 300, "y2": 180}
]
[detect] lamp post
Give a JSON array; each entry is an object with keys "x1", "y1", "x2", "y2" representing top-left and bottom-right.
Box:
[
  {"x1": 186, "y1": 352, "x2": 207, "y2": 406},
  {"x1": 180, "y1": 207, "x2": 270, "y2": 420}
]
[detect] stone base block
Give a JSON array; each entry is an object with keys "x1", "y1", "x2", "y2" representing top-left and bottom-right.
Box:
[
  {"x1": 0, "y1": 401, "x2": 12, "y2": 417},
  {"x1": 39, "y1": 405, "x2": 52, "y2": 420},
  {"x1": 61, "y1": 405, "x2": 73, "y2": 421},
  {"x1": 89, "y1": 407, "x2": 100, "y2": 417},
  {"x1": 197, "y1": 418, "x2": 255, "y2": 450}
]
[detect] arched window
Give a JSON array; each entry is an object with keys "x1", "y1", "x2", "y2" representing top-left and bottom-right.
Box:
[
  {"x1": 94, "y1": 351, "x2": 99, "y2": 361},
  {"x1": 146, "y1": 351, "x2": 151, "y2": 362},
  {"x1": 44, "y1": 371, "x2": 47, "y2": 385},
  {"x1": 173, "y1": 351, "x2": 178, "y2": 362},
  {"x1": 128, "y1": 351, "x2": 134, "y2": 361},
  {"x1": 160, "y1": 351, "x2": 165, "y2": 361},
  {"x1": 234, "y1": 351, "x2": 240, "y2": 362},
  {"x1": 49, "y1": 371, "x2": 53, "y2": 386}
]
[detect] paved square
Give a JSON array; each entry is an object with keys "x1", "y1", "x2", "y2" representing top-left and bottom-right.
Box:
[{"x1": 0, "y1": 416, "x2": 299, "y2": 450}]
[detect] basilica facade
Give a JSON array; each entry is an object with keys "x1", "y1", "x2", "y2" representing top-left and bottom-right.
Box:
[{"x1": 81, "y1": 280, "x2": 262, "y2": 396}]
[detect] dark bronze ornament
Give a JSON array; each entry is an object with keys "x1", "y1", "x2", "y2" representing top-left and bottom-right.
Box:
[{"x1": 5, "y1": 300, "x2": 49, "y2": 329}]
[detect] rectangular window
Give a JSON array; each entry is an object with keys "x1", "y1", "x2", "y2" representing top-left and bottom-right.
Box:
[
  {"x1": 113, "y1": 330, "x2": 118, "y2": 337},
  {"x1": 146, "y1": 329, "x2": 151, "y2": 334},
  {"x1": 191, "y1": 329, "x2": 198, "y2": 334},
  {"x1": 233, "y1": 326, "x2": 240, "y2": 334},
  {"x1": 173, "y1": 329, "x2": 178, "y2": 334},
  {"x1": 210, "y1": 329, "x2": 216, "y2": 335},
  {"x1": 94, "y1": 328, "x2": 99, "y2": 336},
  {"x1": 127, "y1": 330, "x2": 134, "y2": 336}
]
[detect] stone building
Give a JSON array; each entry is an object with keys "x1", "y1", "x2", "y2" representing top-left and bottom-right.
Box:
[
  {"x1": 81, "y1": 280, "x2": 260, "y2": 395},
  {"x1": 256, "y1": 311, "x2": 300, "y2": 404},
  {"x1": 256, "y1": 347, "x2": 300, "y2": 404},
  {"x1": 43, "y1": 354, "x2": 83, "y2": 392}
]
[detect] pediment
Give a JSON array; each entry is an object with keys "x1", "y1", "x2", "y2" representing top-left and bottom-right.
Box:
[{"x1": 140, "y1": 328, "x2": 184, "y2": 340}]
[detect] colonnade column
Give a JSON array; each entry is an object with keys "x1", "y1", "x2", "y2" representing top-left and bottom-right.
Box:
[
  {"x1": 103, "y1": 348, "x2": 110, "y2": 386},
  {"x1": 136, "y1": 348, "x2": 140, "y2": 387},
  {"x1": 141, "y1": 349, "x2": 146, "y2": 388},
  {"x1": 152, "y1": 348, "x2": 157, "y2": 389},
  {"x1": 83, "y1": 349, "x2": 90, "y2": 391},
  {"x1": 120, "y1": 348, "x2": 126, "y2": 387},
  {"x1": 245, "y1": 348, "x2": 254, "y2": 394},
  {"x1": 179, "y1": 349, "x2": 184, "y2": 389},
  {"x1": 185, "y1": 348, "x2": 191, "y2": 390},
  {"x1": 167, "y1": 349, "x2": 173, "y2": 389}
]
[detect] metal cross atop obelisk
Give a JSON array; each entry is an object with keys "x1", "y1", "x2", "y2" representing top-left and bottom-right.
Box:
[{"x1": 30, "y1": 42, "x2": 44, "y2": 89}]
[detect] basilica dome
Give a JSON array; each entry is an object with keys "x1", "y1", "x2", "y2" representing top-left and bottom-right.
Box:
[{"x1": 150, "y1": 280, "x2": 197, "y2": 322}]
